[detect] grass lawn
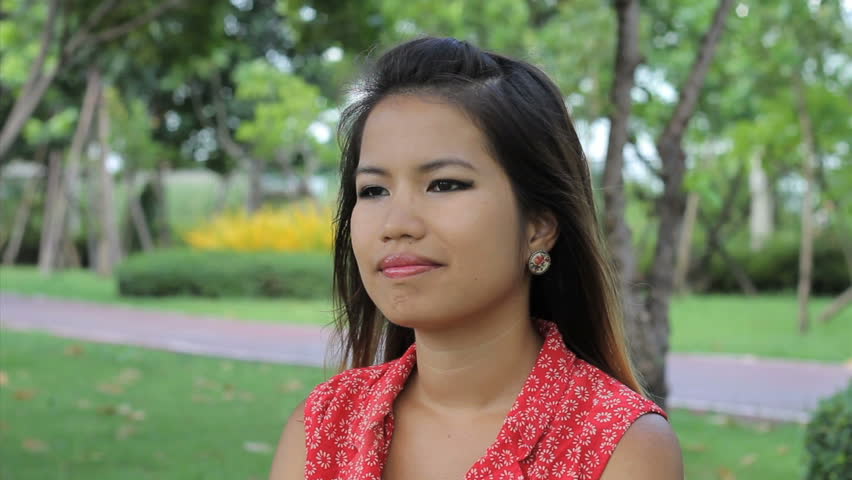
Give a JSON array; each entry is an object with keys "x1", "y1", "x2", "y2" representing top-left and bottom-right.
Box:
[
  {"x1": 669, "y1": 293, "x2": 851, "y2": 363},
  {"x1": 0, "y1": 330, "x2": 808, "y2": 479},
  {"x1": 2, "y1": 266, "x2": 850, "y2": 362}
]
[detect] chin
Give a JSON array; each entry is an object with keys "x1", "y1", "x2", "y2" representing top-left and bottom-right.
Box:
[{"x1": 381, "y1": 304, "x2": 467, "y2": 332}]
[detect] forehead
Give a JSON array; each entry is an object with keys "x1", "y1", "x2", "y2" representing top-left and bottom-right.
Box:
[{"x1": 359, "y1": 94, "x2": 493, "y2": 167}]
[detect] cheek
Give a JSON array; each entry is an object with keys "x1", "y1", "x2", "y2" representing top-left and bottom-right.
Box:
[
  {"x1": 445, "y1": 196, "x2": 524, "y2": 271},
  {"x1": 350, "y1": 205, "x2": 374, "y2": 272}
]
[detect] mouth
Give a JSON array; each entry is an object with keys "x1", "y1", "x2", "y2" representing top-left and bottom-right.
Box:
[{"x1": 378, "y1": 253, "x2": 443, "y2": 279}]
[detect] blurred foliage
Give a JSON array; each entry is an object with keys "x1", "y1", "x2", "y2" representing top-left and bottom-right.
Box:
[
  {"x1": 181, "y1": 202, "x2": 333, "y2": 253},
  {"x1": 232, "y1": 59, "x2": 326, "y2": 160},
  {"x1": 0, "y1": 0, "x2": 849, "y2": 296},
  {"x1": 702, "y1": 232, "x2": 850, "y2": 295},
  {"x1": 116, "y1": 248, "x2": 332, "y2": 299},
  {"x1": 804, "y1": 381, "x2": 852, "y2": 480}
]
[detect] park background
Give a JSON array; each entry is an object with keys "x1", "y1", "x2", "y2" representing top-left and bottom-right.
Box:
[{"x1": 0, "y1": 0, "x2": 850, "y2": 479}]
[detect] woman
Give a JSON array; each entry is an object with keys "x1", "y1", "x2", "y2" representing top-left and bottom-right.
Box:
[{"x1": 271, "y1": 37, "x2": 683, "y2": 480}]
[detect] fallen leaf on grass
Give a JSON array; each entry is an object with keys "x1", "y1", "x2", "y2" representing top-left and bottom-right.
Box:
[
  {"x1": 194, "y1": 377, "x2": 218, "y2": 389},
  {"x1": 116, "y1": 424, "x2": 136, "y2": 440},
  {"x1": 22, "y1": 438, "x2": 49, "y2": 453},
  {"x1": 64, "y1": 344, "x2": 85, "y2": 356},
  {"x1": 717, "y1": 467, "x2": 736, "y2": 480},
  {"x1": 14, "y1": 389, "x2": 36, "y2": 401},
  {"x1": 96, "y1": 405, "x2": 117, "y2": 416},
  {"x1": 0, "y1": 370, "x2": 8, "y2": 387},
  {"x1": 740, "y1": 453, "x2": 758, "y2": 466},
  {"x1": 243, "y1": 441, "x2": 273, "y2": 454},
  {"x1": 129, "y1": 410, "x2": 146, "y2": 422},
  {"x1": 776, "y1": 445, "x2": 790, "y2": 455},
  {"x1": 117, "y1": 368, "x2": 141, "y2": 385},
  {"x1": 279, "y1": 380, "x2": 304, "y2": 393},
  {"x1": 191, "y1": 394, "x2": 212, "y2": 403},
  {"x1": 753, "y1": 422, "x2": 772, "y2": 433},
  {"x1": 709, "y1": 414, "x2": 732, "y2": 426},
  {"x1": 97, "y1": 383, "x2": 125, "y2": 395}
]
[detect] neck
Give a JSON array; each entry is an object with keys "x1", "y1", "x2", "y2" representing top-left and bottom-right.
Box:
[{"x1": 406, "y1": 303, "x2": 544, "y2": 416}]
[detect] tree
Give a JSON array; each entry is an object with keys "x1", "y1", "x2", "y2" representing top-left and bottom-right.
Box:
[
  {"x1": 603, "y1": 0, "x2": 735, "y2": 406},
  {"x1": 0, "y1": 0, "x2": 183, "y2": 160}
]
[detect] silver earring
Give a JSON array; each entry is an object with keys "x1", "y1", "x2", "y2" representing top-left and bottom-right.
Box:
[{"x1": 528, "y1": 250, "x2": 551, "y2": 275}]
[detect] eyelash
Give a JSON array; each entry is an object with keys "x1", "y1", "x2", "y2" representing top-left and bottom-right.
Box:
[{"x1": 357, "y1": 179, "x2": 473, "y2": 198}]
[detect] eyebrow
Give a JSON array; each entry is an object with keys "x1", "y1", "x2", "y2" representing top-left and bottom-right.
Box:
[{"x1": 355, "y1": 157, "x2": 477, "y2": 177}]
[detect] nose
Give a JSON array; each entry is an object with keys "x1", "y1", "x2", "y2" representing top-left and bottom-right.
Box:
[{"x1": 380, "y1": 193, "x2": 426, "y2": 243}]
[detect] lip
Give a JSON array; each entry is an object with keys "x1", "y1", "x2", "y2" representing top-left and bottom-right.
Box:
[{"x1": 379, "y1": 253, "x2": 442, "y2": 279}]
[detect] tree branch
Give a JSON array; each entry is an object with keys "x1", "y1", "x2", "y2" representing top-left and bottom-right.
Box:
[
  {"x1": 628, "y1": 136, "x2": 662, "y2": 178},
  {"x1": 0, "y1": 0, "x2": 59, "y2": 159},
  {"x1": 80, "y1": 0, "x2": 122, "y2": 38},
  {"x1": 64, "y1": 0, "x2": 180, "y2": 55},
  {"x1": 210, "y1": 71, "x2": 250, "y2": 161},
  {"x1": 91, "y1": 0, "x2": 181, "y2": 44},
  {"x1": 657, "y1": 0, "x2": 736, "y2": 151}
]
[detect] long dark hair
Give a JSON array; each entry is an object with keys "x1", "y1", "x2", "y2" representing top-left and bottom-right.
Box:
[{"x1": 332, "y1": 37, "x2": 646, "y2": 396}]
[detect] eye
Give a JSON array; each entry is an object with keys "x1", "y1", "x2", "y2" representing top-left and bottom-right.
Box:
[
  {"x1": 428, "y1": 179, "x2": 473, "y2": 193},
  {"x1": 357, "y1": 186, "x2": 388, "y2": 198}
]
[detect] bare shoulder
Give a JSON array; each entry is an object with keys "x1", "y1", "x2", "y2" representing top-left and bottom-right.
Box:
[
  {"x1": 600, "y1": 413, "x2": 684, "y2": 480},
  {"x1": 269, "y1": 399, "x2": 307, "y2": 480}
]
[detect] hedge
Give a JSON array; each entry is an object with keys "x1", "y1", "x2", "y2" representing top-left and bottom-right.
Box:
[
  {"x1": 804, "y1": 381, "x2": 852, "y2": 480},
  {"x1": 702, "y1": 234, "x2": 849, "y2": 295},
  {"x1": 116, "y1": 249, "x2": 332, "y2": 299}
]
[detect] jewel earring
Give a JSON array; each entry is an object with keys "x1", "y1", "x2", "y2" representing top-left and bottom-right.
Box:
[{"x1": 528, "y1": 250, "x2": 551, "y2": 275}]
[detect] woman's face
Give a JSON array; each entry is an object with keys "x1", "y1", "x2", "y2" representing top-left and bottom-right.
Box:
[{"x1": 351, "y1": 94, "x2": 545, "y2": 330}]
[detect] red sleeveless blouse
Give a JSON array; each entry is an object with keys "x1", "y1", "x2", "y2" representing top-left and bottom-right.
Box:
[{"x1": 303, "y1": 320, "x2": 666, "y2": 479}]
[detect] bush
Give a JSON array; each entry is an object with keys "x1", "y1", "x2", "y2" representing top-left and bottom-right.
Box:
[
  {"x1": 181, "y1": 203, "x2": 333, "y2": 253},
  {"x1": 804, "y1": 381, "x2": 852, "y2": 480},
  {"x1": 703, "y1": 233, "x2": 849, "y2": 295},
  {"x1": 116, "y1": 249, "x2": 332, "y2": 299}
]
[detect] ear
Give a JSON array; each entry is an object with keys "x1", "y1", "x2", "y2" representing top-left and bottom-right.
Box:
[{"x1": 525, "y1": 211, "x2": 559, "y2": 253}]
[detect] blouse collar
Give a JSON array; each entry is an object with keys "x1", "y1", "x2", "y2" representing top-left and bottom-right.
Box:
[{"x1": 356, "y1": 319, "x2": 577, "y2": 466}]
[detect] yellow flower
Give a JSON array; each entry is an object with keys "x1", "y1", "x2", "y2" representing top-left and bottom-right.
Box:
[{"x1": 182, "y1": 202, "x2": 333, "y2": 252}]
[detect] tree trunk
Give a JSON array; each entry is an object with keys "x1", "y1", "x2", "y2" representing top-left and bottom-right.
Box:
[
  {"x1": 602, "y1": 0, "x2": 647, "y2": 391},
  {"x1": 38, "y1": 151, "x2": 63, "y2": 272},
  {"x1": 85, "y1": 162, "x2": 99, "y2": 271},
  {"x1": 212, "y1": 171, "x2": 234, "y2": 216},
  {"x1": 0, "y1": 0, "x2": 59, "y2": 160},
  {"x1": 127, "y1": 170, "x2": 155, "y2": 251},
  {"x1": 819, "y1": 286, "x2": 852, "y2": 323},
  {"x1": 0, "y1": 0, "x2": 182, "y2": 160},
  {"x1": 644, "y1": 0, "x2": 735, "y2": 405},
  {"x1": 247, "y1": 156, "x2": 263, "y2": 213},
  {"x1": 718, "y1": 242, "x2": 758, "y2": 295},
  {"x1": 2, "y1": 173, "x2": 41, "y2": 265},
  {"x1": 95, "y1": 84, "x2": 122, "y2": 275},
  {"x1": 38, "y1": 68, "x2": 102, "y2": 273},
  {"x1": 152, "y1": 163, "x2": 172, "y2": 246},
  {"x1": 691, "y1": 165, "x2": 747, "y2": 286},
  {"x1": 674, "y1": 192, "x2": 699, "y2": 293},
  {"x1": 794, "y1": 74, "x2": 816, "y2": 334},
  {"x1": 749, "y1": 148, "x2": 773, "y2": 251}
]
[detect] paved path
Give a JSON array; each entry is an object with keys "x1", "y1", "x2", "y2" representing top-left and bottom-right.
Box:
[{"x1": 1, "y1": 293, "x2": 849, "y2": 423}]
